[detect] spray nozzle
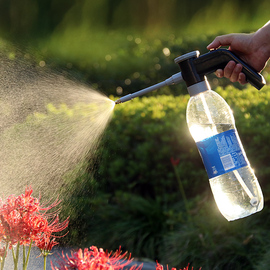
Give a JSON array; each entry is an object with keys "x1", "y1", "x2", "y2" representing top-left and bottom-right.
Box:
[{"x1": 115, "y1": 48, "x2": 266, "y2": 104}]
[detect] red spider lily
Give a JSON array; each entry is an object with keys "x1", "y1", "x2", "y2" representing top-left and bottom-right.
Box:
[
  {"x1": 35, "y1": 233, "x2": 59, "y2": 256},
  {"x1": 34, "y1": 214, "x2": 69, "y2": 257},
  {"x1": 47, "y1": 214, "x2": 70, "y2": 235},
  {"x1": 170, "y1": 157, "x2": 180, "y2": 166},
  {"x1": 0, "y1": 186, "x2": 69, "y2": 248},
  {"x1": 0, "y1": 186, "x2": 69, "y2": 270},
  {"x1": 156, "y1": 262, "x2": 201, "y2": 270},
  {"x1": 51, "y1": 246, "x2": 143, "y2": 270}
]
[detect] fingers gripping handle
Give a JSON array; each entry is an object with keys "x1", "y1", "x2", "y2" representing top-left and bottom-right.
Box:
[{"x1": 194, "y1": 48, "x2": 266, "y2": 90}]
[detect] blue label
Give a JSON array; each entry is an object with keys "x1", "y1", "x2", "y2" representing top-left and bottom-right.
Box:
[{"x1": 196, "y1": 129, "x2": 248, "y2": 178}]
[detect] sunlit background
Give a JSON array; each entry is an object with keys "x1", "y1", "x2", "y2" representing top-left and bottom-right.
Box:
[{"x1": 0, "y1": 1, "x2": 270, "y2": 270}]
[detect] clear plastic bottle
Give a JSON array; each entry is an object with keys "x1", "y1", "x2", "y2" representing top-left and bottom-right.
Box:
[{"x1": 186, "y1": 88, "x2": 263, "y2": 221}]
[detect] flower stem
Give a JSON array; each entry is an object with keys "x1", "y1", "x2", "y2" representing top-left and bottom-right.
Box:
[
  {"x1": 23, "y1": 245, "x2": 26, "y2": 269},
  {"x1": 0, "y1": 242, "x2": 9, "y2": 270},
  {"x1": 43, "y1": 255, "x2": 47, "y2": 270},
  {"x1": 23, "y1": 240, "x2": 33, "y2": 270},
  {"x1": 12, "y1": 243, "x2": 20, "y2": 270}
]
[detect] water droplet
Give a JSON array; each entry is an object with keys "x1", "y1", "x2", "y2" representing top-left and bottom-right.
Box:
[{"x1": 0, "y1": 53, "x2": 114, "y2": 200}]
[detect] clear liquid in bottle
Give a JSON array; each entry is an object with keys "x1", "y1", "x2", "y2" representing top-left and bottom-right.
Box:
[{"x1": 187, "y1": 90, "x2": 263, "y2": 221}]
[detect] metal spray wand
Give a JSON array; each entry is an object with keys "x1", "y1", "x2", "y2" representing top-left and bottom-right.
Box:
[{"x1": 115, "y1": 72, "x2": 183, "y2": 104}]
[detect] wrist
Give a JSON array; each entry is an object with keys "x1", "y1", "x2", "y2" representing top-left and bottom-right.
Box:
[{"x1": 253, "y1": 21, "x2": 270, "y2": 57}]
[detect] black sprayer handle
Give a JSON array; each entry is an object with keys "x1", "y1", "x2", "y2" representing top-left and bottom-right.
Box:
[{"x1": 194, "y1": 48, "x2": 266, "y2": 90}]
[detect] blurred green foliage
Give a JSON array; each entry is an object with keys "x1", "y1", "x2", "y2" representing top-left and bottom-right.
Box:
[
  {"x1": 1, "y1": 0, "x2": 270, "y2": 98},
  {"x1": 0, "y1": 0, "x2": 268, "y2": 39},
  {"x1": 59, "y1": 85, "x2": 270, "y2": 269}
]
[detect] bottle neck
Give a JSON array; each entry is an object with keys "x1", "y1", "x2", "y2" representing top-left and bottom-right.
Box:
[{"x1": 187, "y1": 78, "x2": 211, "y2": 97}]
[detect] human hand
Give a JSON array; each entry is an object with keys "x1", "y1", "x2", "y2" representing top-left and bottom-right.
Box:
[
  {"x1": 207, "y1": 33, "x2": 253, "y2": 84},
  {"x1": 207, "y1": 24, "x2": 270, "y2": 84}
]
